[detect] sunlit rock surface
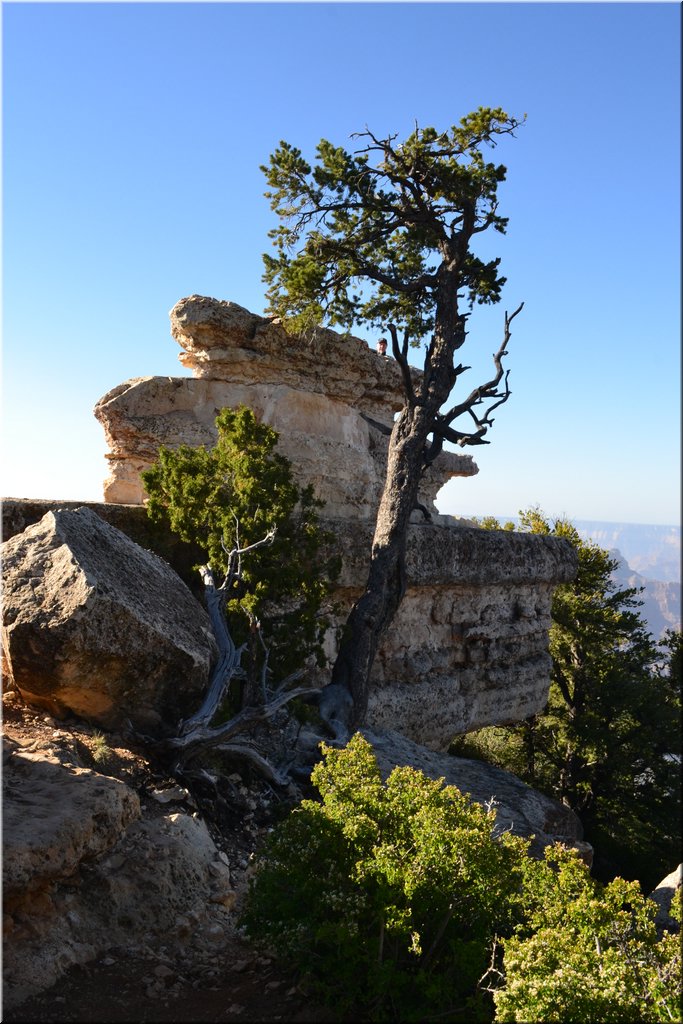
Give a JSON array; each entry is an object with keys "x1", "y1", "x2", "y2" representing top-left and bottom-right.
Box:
[
  {"x1": 1, "y1": 507, "x2": 216, "y2": 732},
  {"x1": 94, "y1": 295, "x2": 477, "y2": 518}
]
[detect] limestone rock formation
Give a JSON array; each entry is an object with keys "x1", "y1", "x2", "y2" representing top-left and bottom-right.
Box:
[
  {"x1": 2, "y1": 499, "x2": 578, "y2": 752},
  {"x1": 364, "y1": 729, "x2": 589, "y2": 862},
  {"x1": 3, "y1": 737, "x2": 140, "y2": 897},
  {"x1": 324, "y1": 519, "x2": 578, "y2": 748},
  {"x1": 169, "y1": 293, "x2": 417, "y2": 418},
  {"x1": 2, "y1": 734, "x2": 235, "y2": 1011},
  {"x1": 94, "y1": 296, "x2": 477, "y2": 517},
  {"x1": 1, "y1": 507, "x2": 217, "y2": 732}
]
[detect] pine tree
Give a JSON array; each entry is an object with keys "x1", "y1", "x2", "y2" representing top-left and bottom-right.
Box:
[
  {"x1": 262, "y1": 110, "x2": 525, "y2": 729},
  {"x1": 452, "y1": 510, "x2": 681, "y2": 891},
  {"x1": 141, "y1": 406, "x2": 340, "y2": 783}
]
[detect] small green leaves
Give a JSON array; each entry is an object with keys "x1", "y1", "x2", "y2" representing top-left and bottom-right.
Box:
[
  {"x1": 142, "y1": 405, "x2": 338, "y2": 685},
  {"x1": 242, "y1": 733, "x2": 530, "y2": 1020},
  {"x1": 242, "y1": 734, "x2": 679, "y2": 1022},
  {"x1": 495, "y1": 846, "x2": 682, "y2": 1023},
  {"x1": 260, "y1": 111, "x2": 524, "y2": 344}
]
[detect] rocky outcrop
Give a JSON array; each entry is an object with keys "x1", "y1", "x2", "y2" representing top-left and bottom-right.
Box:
[
  {"x1": 3, "y1": 737, "x2": 140, "y2": 898},
  {"x1": 324, "y1": 519, "x2": 577, "y2": 748},
  {"x1": 94, "y1": 296, "x2": 477, "y2": 518},
  {"x1": 364, "y1": 729, "x2": 589, "y2": 862},
  {"x1": 1, "y1": 507, "x2": 217, "y2": 733},
  {"x1": 2, "y1": 733, "x2": 236, "y2": 1011},
  {"x1": 95, "y1": 376, "x2": 476, "y2": 519},
  {"x1": 169, "y1": 293, "x2": 417, "y2": 419},
  {"x1": 85, "y1": 294, "x2": 580, "y2": 747},
  {"x1": 2, "y1": 500, "x2": 577, "y2": 751}
]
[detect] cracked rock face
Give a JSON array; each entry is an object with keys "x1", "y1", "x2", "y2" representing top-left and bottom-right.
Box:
[
  {"x1": 1, "y1": 507, "x2": 217, "y2": 732},
  {"x1": 94, "y1": 295, "x2": 477, "y2": 518},
  {"x1": 323, "y1": 519, "x2": 578, "y2": 748}
]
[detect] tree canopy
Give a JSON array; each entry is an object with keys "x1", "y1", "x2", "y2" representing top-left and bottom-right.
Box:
[
  {"x1": 262, "y1": 109, "x2": 523, "y2": 344},
  {"x1": 261, "y1": 110, "x2": 525, "y2": 726}
]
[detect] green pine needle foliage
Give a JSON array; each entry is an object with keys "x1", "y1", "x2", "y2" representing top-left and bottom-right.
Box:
[
  {"x1": 141, "y1": 405, "x2": 340, "y2": 686},
  {"x1": 453, "y1": 509, "x2": 681, "y2": 892},
  {"x1": 261, "y1": 110, "x2": 524, "y2": 343}
]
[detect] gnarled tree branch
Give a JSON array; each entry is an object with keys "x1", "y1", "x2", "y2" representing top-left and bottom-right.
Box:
[{"x1": 387, "y1": 321, "x2": 416, "y2": 405}]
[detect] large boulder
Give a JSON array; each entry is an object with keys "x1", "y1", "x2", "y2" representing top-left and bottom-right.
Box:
[
  {"x1": 2, "y1": 735, "x2": 235, "y2": 1010},
  {"x1": 1, "y1": 507, "x2": 217, "y2": 732}
]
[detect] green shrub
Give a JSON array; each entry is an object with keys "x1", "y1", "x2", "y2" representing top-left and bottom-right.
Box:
[
  {"x1": 241, "y1": 733, "x2": 530, "y2": 1022},
  {"x1": 91, "y1": 730, "x2": 114, "y2": 766},
  {"x1": 493, "y1": 845, "x2": 682, "y2": 1023},
  {"x1": 142, "y1": 405, "x2": 339, "y2": 692}
]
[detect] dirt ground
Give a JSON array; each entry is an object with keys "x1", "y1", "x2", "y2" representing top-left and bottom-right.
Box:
[
  {"x1": 2, "y1": 695, "x2": 344, "y2": 1024},
  {"x1": 4, "y1": 942, "x2": 340, "y2": 1023}
]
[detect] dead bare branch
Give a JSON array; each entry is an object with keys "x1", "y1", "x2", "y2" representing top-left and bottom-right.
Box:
[
  {"x1": 433, "y1": 302, "x2": 523, "y2": 446},
  {"x1": 387, "y1": 322, "x2": 416, "y2": 405},
  {"x1": 168, "y1": 685, "x2": 321, "y2": 765}
]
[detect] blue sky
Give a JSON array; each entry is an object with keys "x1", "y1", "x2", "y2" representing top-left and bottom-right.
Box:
[{"x1": 2, "y1": 1, "x2": 681, "y2": 525}]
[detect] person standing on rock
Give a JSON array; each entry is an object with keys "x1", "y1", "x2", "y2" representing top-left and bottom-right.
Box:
[{"x1": 377, "y1": 338, "x2": 388, "y2": 357}]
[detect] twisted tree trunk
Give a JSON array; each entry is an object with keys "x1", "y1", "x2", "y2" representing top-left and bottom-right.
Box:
[
  {"x1": 157, "y1": 565, "x2": 318, "y2": 785},
  {"x1": 328, "y1": 293, "x2": 522, "y2": 733},
  {"x1": 330, "y1": 286, "x2": 465, "y2": 731},
  {"x1": 330, "y1": 406, "x2": 432, "y2": 729}
]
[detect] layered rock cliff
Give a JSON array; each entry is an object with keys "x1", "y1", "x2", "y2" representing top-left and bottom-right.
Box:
[{"x1": 89, "y1": 294, "x2": 578, "y2": 750}]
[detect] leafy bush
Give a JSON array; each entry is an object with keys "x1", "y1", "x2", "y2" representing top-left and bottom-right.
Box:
[
  {"x1": 241, "y1": 733, "x2": 530, "y2": 1021},
  {"x1": 492, "y1": 845, "x2": 682, "y2": 1023}
]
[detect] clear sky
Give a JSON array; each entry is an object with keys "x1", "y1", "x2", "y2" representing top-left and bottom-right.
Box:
[{"x1": 2, "y1": 1, "x2": 680, "y2": 526}]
